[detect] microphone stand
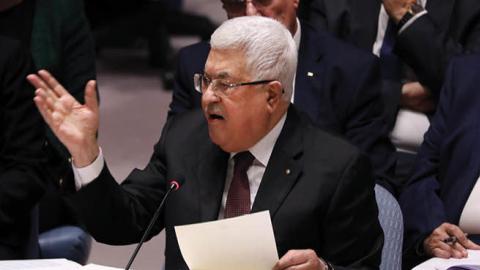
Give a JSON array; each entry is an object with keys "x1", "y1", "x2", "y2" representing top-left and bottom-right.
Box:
[{"x1": 124, "y1": 182, "x2": 178, "y2": 270}]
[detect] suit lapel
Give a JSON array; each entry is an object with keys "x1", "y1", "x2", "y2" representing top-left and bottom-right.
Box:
[
  {"x1": 195, "y1": 142, "x2": 229, "y2": 222},
  {"x1": 251, "y1": 107, "x2": 304, "y2": 218}
]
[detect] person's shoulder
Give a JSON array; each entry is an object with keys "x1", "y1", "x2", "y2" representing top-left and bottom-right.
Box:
[
  {"x1": 302, "y1": 21, "x2": 377, "y2": 67},
  {"x1": 178, "y1": 41, "x2": 211, "y2": 59},
  {"x1": 297, "y1": 112, "x2": 367, "y2": 177},
  {"x1": 295, "y1": 108, "x2": 361, "y2": 159}
]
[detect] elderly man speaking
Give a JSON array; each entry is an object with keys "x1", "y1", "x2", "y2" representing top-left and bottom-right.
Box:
[{"x1": 28, "y1": 16, "x2": 382, "y2": 270}]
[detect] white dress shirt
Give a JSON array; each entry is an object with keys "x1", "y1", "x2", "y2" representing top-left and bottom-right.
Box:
[
  {"x1": 290, "y1": 17, "x2": 301, "y2": 104},
  {"x1": 459, "y1": 176, "x2": 480, "y2": 234},
  {"x1": 371, "y1": 1, "x2": 430, "y2": 153},
  {"x1": 218, "y1": 113, "x2": 287, "y2": 219}
]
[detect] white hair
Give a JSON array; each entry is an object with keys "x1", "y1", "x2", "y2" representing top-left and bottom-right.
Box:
[{"x1": 210, "y1": 16, "x2": 298, "y2": 101}]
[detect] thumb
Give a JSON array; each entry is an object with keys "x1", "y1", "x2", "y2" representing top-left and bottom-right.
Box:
[{"x1": 84, "y1": 80, "x2": 99, "y2": 113}]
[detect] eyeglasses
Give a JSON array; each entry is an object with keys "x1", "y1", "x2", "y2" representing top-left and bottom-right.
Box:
[{"x1": 194, "y1": 73, "x2": 274, "y2": 95}]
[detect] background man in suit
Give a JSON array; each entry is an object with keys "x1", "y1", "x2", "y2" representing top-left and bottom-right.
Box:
[
  {"x1": 0, "y1": 36, "x2": 45, "y2": 259},
  {"x1": 169, "y1": 0, "x2": 399, "y2": 195},
  {"x1": 28, "y1": 16, "x2": 383, "y2": 270},
  {"x1": 0, "y1": 0, "x2": 96, "y2": 236},
  {"x1": 302, "y1": 0, "x2": 480, "y2": 183},
  {"x1": 399, "y1": 55, "x2": 480, "y2": 268}
]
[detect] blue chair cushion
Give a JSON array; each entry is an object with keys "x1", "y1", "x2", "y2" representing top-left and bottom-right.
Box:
[{"x1": 38, "y1": 225, "x2": 92, "y2": 265}]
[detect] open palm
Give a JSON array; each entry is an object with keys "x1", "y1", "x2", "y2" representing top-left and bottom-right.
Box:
[{"x1": 28, "y1": 70, "x2": 100, "y2": 166}]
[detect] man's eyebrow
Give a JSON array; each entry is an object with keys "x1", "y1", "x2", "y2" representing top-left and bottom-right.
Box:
[{"x1": 204, "y1": 71, "x2": 231, "y2": 80}]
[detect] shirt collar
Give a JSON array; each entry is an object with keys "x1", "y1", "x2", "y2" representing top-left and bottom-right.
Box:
[
  {"x1": 230, "y1": 112, "x2": 287, "y2": 167},
  {"x1": 293, "y1": 17, "x2": 301, "y2": 50}
]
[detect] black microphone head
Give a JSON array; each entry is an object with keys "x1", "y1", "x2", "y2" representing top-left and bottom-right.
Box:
[{"x1": 169, "y1": 176, "x2": 184, "y2": 191}]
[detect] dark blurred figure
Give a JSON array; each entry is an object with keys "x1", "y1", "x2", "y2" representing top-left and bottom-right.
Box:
[
  {"x1": 0, "y1": 35, "x2": 45, "y2": 259},
  {"x1": 400, "y1": 55, "x2": 480, "y2": 268},
  {"x1": 299, "y1": 0, "x2": 480, "y2": 187},
  {"x1": 0, "y1": 0, "x2": 96, "y2": 242},
  {"x1": 85, "y1": 0, "x2": 217, "y2": 89}
]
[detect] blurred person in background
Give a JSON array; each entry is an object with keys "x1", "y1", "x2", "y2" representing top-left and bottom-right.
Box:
[
  {"x1": 0, "y1": 35, "x2": 45, "y2": 260},
  {"x1": 0, "y1": 0, "x2": 96, "y2": 247}
]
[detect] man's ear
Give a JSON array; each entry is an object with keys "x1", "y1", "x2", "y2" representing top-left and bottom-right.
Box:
[{"x1": 266, "y1": 81, "x2": 284, "y2": 110}]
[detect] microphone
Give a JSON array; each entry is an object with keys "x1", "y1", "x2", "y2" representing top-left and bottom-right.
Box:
[{"x1": 125, "y1": 177, "x2": 184, "y2": 270}]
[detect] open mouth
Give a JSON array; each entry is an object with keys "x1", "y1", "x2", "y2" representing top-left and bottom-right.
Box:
[{"x1": 209, "y1": 113, "x2": 224, "y2": 120}]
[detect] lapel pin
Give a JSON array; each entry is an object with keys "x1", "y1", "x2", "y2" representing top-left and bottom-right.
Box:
[
  {"x1": 285, "y1": 169, "x2": 291, "y2": 175},
  {"x1": 307, "y1": 72, "x2": 314, "y2": 77}
]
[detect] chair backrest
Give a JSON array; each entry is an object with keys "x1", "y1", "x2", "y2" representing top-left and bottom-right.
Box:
[
  {"x1": 375, "y1": 184, "x2": 403, "y2": 270},
  {"x1": 39, "y1": 225, "x2": 92, "y2": 265}
]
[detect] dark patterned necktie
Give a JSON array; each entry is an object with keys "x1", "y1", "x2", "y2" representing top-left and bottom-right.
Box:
[
  {"x1": 380, "y1": 19, "x2": 402, "y2": 81},
  {"x1": 224, "y1": 151, "x2": 255, "y2": 218}
]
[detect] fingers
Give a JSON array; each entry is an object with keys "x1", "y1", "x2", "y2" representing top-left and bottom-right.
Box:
[
  {"x1": 84, "y1": 80, "x2": 99, "y2": 113},
  {"x1": 37, "y1": 69, "x2": 70, "y2": 97},
  {"x1": 424, "y1": 223, "x2": 476, "y2": 259},
  {"x1": 273, "y1": 250, "x2": 323, "y2": 270}
]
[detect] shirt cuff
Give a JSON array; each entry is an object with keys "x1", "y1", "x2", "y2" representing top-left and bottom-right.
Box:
[
  {"x1": 72, "y1": 147, "x2": 105, "y2": 190},
  {"x1": 399, "y1": 11, "x2": 428, "y2": 34}
]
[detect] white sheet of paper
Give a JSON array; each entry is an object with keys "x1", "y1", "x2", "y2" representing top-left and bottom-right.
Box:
[
  {"x1": 413, "y1": 249, "x2": 480, "y2": 270},
  {"x1": 175, "y1": 211, "x2": 278, "y2": 270},
  {"x1": 0, "y1": 259, "x2": 124, "y2": 270},
  {"x1": 0, "y1": 259, "x2": 81, "y2": 270}
]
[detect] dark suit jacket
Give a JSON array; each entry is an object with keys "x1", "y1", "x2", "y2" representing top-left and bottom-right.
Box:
[
  {"x1": 169, "y1": 21, "x2": 398, "y2": 194},
  {"x1": 68, "y1": 106, "x2": 383, "y2": 270},
  {"x1": 304, "y1": 0, "x2": 480, "y2": 107},
  {"x1": 0, "y1": 36, "x2": 45, "y2": 259},
  {"x1": 399, "y1": 54, "x2": 480, "y2": 266}
]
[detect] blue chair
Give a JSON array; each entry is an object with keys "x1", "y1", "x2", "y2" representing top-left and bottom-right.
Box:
[
  {"x1": 38, "y1": 225, "x2": 92, "y2": 265},
  {"x1": 375, "y1": 184, "x2": 403, "y2": 270}
]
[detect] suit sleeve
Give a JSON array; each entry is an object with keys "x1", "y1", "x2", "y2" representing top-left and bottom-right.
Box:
[
  {"x1": 65, "y1": 117, "x2": 175, "y2": 245},
  {"x1": 0, "y1": 42, "x2": 45, "y2": 230},
  {"x1": 398, "y1": 58, "x2": 458, "y2": 256},
  {"x1": 342, "y1": 54, "x2": 398, "y2": 195},
  {"x1": 395, "y1": 4, "x2": 480, "y2": 99},
  {"x1": 322, "y1": 152, "x2": 383, "y2": 270}
]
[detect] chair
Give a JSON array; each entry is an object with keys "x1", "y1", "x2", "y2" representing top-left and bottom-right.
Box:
[
  {"x1": 38, "y1": 225, "x2": 92, "y2": 265},
  {"x1": 375, "y1": 184, "x2": 403, "y2": 270}
]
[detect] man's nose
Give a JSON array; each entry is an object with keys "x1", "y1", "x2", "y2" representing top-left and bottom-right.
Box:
[{"x1": 202, "y1": 85, "x2": 221, "y2": 104}]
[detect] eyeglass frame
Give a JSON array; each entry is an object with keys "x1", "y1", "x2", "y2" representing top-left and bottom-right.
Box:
[{"x1": 193, "y1": 73, "x2": 276, "y2": 95}]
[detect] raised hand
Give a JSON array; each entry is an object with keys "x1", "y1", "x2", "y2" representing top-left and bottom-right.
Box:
[
  {"x1": 382, "y1": 0, "x2": 418, "y2": 23},
  {"x1": 27, "y1": 70, "x2": 100, "y2": 167}
]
